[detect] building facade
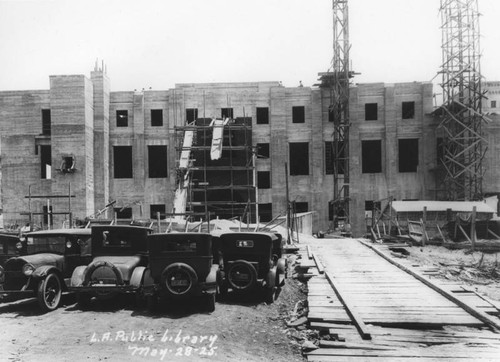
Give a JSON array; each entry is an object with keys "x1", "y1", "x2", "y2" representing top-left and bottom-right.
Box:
[{"x1": 1, "y1": 68, "x2": 499, "y2": 236}]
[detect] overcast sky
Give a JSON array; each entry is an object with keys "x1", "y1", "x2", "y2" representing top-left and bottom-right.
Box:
[{"x1": 0, "y1": 0, "x2": 498, "y2": 92}]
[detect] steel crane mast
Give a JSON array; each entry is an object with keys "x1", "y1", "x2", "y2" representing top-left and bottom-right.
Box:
[{"x1": 437, "y1": 0, "x2": 488, "y2": 201}]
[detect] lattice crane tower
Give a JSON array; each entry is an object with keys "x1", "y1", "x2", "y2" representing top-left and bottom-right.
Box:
[
  {"x1": 324, "y1": 0, "x2": 354, "y2": 226},
  {"x1": 438, "y1": 0, "x2": 488, "y2": 201}
]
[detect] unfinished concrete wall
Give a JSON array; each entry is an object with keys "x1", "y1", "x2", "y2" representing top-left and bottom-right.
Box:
[
  {"x1": 480, "y1": 83, "x2": 500, "y2": 199},
  {"x1": 348, "y1": 82, "x2": 435, "y2": 236},
  {"x1": 109, "y1": 90, "x2": 173, "y2": 219},
  {"x1": 49, "y1": 74, "x2": 95, "y2": 223},
  {"x1": 0, "y1": 73, "x2": 448, "y2": 236},
  {"x1": 0, "y1": 90, "x2": 51, "y2": 226}
]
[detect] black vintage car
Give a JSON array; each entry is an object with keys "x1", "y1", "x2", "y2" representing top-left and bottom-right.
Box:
[
  {"x1": 143, "y1": 232, "x2": 219, "y2": 312},
  {"x1": 69, "y1": 225, "x2": 151, "y2": 308},
  {"x1": 0, "y1": 232, "x2": 23, "y2": 265},
  {"x1": 218, "y1": 232, "x2": 286, "y2": 303},
  {"x1": 0, "y1": 228, "x2": 92, "y2": 312}
]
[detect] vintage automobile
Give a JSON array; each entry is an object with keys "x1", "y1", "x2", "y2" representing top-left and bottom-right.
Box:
[
  {"x1": 69, "y1": 225, "x2": 151, "y2": 308},
  {"x1": 0, "y1": 232, "x2": 23, "y2": 265},
  {"x1": 218, "y1": 232, "x2": 286, "y2": 303},
  {"x1": 143, "y1": 232, "x2": 219, "y2": 312},
  {"x1": 0, "y1": 228, "x2": 92, "y2": 312}
]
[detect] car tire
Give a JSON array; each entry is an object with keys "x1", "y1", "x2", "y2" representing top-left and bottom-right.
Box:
[
  {"x1": 206, "y1": 293, "x2": 216, "y2": 313},
  {"x1": 226, "y1": 260, "x2": 257, "y2": 291},
  {"x1": 77, "y1": 292, "x2": 92, "y2": 310},
  {"x1": 264, "y1": 286, "x2": 275, "y2": 304},
  {"x1": 37, "y1": 273, "x2": 62, "y2": 312}
]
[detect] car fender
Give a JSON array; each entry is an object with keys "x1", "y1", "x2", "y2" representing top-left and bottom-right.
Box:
[
  {"x1": 266, "y1": 266, "x2": 277, "y2": 289},
  {"x1": 33, "y1": 265, "x2": 61, "y2": 280},
  {"x1": 130, "y1": 266, "x2": 146, "y2": 288},
  {"x1": 206, "y1": 264, "x2": 218, "y2": 285},
  {"x1": 141, "y1": 268, "x2": 155, "y2": 296},
  {"x1": 70, "y1": 266, "x2": 88, "y2": 287},
  {"x1": 276, "y1": 258, "x2": 286, "y2": 276}
]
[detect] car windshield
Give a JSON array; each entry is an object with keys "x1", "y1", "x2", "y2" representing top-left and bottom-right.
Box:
[{"x1": 26, "y1": 235, "x2": 67, "y2": 254}]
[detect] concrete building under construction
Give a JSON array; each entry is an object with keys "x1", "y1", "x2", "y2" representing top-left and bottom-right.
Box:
[{"x1": 1, "y1": 67, "x2": 500, "y2": 236}]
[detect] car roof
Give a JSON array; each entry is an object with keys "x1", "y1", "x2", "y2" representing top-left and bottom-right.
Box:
[
  {"x1": 219, "y1": 231, "x2": 278, "y2": 239},
  {"x1": 26, "y1": 228, "x2": 92, "y2": 236}
]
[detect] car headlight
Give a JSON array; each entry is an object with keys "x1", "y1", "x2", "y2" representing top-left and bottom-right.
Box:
[
  {"x1": 66, "y1": 241, "x2": 73, "y2": 248},
  {"x1": 22, "y1": 263, "x2": 35, "y2": 277},
  {"x1": 16, "y1": 242, "x2": 23, "y2": 250}
]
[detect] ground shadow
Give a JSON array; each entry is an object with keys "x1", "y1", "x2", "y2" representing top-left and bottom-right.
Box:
[{"x1": 0, "y1": 293, "x2": 76, "y2": 317}]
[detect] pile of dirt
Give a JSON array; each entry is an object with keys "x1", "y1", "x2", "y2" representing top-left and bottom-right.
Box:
[{"x1": 406, "y1": 245, "x2": 500, "y2": 301}]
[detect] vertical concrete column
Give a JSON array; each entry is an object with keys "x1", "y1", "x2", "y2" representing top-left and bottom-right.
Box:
[
  {"x1": 310, "y1": 90, "x2": 325, "y2": 231},
  {"x1": 348, "y1": 86, "x2": 365, "y2": 236},
  {"x1": 270, "y1": 86, "x2": 287, "y2": 217},
  {"x1": 385, "y1": 85, "x2": 397, "y2": 196},
  {"x1": 91, "y1": 70, "x2": 110, "y2": 213},
  {"x1": 421, "y1": 83, "x2": 436, "y2": 200},
  {"x1": 49, "y1": 75, "x2": 95, "y2": 222},
  {"x1": 133, "y1": 92, "x2": 146, "y2": 194}
]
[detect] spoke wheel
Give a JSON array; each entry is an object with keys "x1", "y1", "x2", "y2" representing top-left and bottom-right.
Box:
[{"x1": 37, "y1": 273, "x2": 62, "y2": 312}]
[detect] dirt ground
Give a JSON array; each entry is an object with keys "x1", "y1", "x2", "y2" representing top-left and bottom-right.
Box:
[
  {"x1": 0, "y1": 262, "x2": 307, "y2": 362},
  {"x1": 2, "y1": 242, "x2": 499, "y2": 362},
  {"x1": 403, "y1": 244, "x2": 500, "y2": 303}
]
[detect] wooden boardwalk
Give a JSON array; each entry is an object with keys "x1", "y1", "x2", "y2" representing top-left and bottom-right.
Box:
[{"x1": 297, "y1": 237, "x2": 500, "y2": 361}]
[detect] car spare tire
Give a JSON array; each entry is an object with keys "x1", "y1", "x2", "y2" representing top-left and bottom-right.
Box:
[
  {"x1": 161, "y1": 263, "x2": 198, "y2": 296},
  {"x1": 227, "y1": 260, "x2": 257, "y2": 291},
  {"x1": 83, "y1": 260, "x2": 124, "y2": 286}
]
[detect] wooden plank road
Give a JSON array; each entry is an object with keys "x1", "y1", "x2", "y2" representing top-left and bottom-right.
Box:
[{"x1": 296, "y1": 237, "x2": 500, "y2": 361}]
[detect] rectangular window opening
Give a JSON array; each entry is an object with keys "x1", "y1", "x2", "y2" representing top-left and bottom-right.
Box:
[
  {"x1": 361, "y1": 140, "x2": 382, "y2": 173},
  {"x1": 148, "y1": 145, "x2": 168, "y2": 178},
  {"x1": 113, "y1": 146, "x2": 133, "y2": 178},
  {"x1": 398, "y1": 138, "x2": 419, "y2": 173},
  {"x1": 256, "y1": 143, "x2": 270, "y2": 159},
  {"x1": 328, "y1": 107, "x2": 334, "y2": 123},
  {"x1": 292, "y1": 106, "x2": 305, "y2": 123},
  {"x1": 40, "y1": 145, "x2": 51, "y2": 179},
  {"x1": 151, "y1": 109, "x2": 163, "y2": 127},
  {"x1": 491, "y1": 100, "x2": 497, "y2": 108},
  {"x1": 114, "y1": 207, "x2": 132, "y2": 219},
  {"x1": 289, "y1": 142, "x2": 309, "y2": 175},
  {"x1": 42, "y1": 109, "x2": 51, "y2": 135},
  {"x1": 221, "y1": 108, "x2": 233, "y2": 119},
  {"x1": 258, "y1": 203, "x2": 273, "y2": 223},
  {"x1": 256, "y1": 107, "x2": 269, "y2": 125},
  {"x1": 150, "y1": 204, "x2": 166, "y2": 219},
  {"x1": 293, "y1": 202, "x2": 308, "y2": 213},
  {"x1": 257, "y1": 171, "x2": 271, "y2": 189},
  {"x1": 116, "y1": 110, "x2": 128, "y2": 127},
  {"x1": 186, "y1": 108, "x2": 198, "y2": 123},
  {"x1": 365, "y1": 103, "x2": 378, "y2": 121},
  {"x1": 402, "y1": 101, "x2": 415, "y2": 119}
]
